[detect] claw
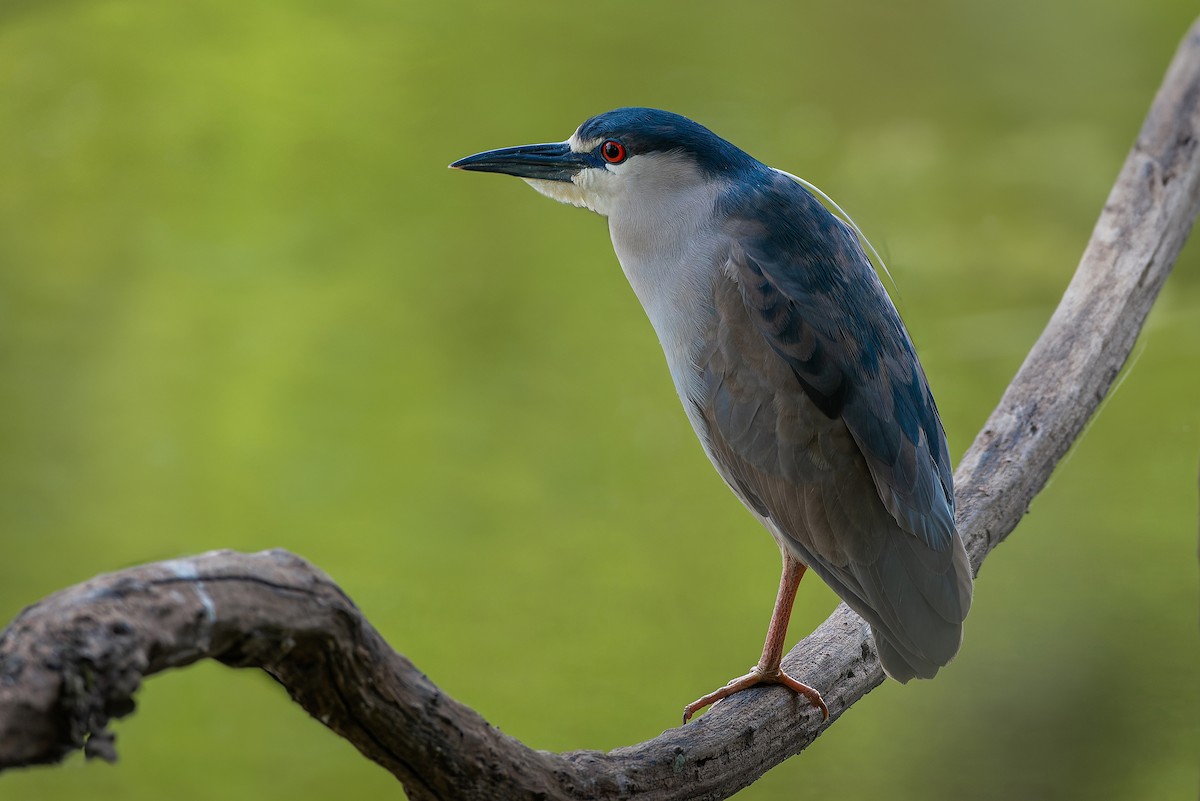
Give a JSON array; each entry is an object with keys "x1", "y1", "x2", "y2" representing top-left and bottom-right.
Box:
[{"x1": 682, "y1": 666, "x2": 828, "y2": 723}]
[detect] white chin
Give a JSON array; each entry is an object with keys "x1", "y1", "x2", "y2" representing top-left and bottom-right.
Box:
[{"x1": 523, "y1": 178, "x2": 604, "y2": 215}]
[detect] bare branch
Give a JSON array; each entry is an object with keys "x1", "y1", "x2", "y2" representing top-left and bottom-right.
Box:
[
  {"x1": 955, "y1": 16, "x2": 1200, "y2": 567},
  {"x1": 2, "y1": 17, "x2": 1198, "y2": 801}
]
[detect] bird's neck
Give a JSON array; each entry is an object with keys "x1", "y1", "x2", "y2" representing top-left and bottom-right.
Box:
[{"x1": 607, "y1": 189, "x2": 725, "y2": 407}]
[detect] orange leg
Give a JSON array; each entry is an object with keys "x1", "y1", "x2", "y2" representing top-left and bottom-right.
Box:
[{"x1": 682, "y1": 550, "x2": 829, "y2": 723}]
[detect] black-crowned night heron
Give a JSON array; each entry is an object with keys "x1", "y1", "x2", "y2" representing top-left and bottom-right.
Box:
[{"x1": 451, "y1": 108, "x2": 973, "y2": 723}]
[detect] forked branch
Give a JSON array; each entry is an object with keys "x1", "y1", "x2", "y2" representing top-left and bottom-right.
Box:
[{"x1": 2, "y1": 18, "x2": 1198, "y2": 801}]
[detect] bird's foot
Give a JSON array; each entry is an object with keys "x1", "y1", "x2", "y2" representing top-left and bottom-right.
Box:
[{"x1": 681, "y1": 666, "x2": 829, "y2": 724}]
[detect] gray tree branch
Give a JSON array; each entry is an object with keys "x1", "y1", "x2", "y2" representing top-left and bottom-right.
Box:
[{"x1": 2, "y1": 17, "x2": 1199, "y2": 801}]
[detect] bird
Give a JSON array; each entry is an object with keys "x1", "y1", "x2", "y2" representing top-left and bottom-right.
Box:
[{"x1": 450, "y1": 108, "x2": 973, "y2": 723}]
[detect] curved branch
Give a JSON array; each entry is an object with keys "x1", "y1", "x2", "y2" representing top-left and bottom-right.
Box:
[{"x1": 2, "y1": 17, "x2": 1199, "y2": 801}]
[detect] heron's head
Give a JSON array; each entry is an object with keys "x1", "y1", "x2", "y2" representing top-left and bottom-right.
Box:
[{"x1": 450, "y1": 108, "x2": 759, "y2": 217}]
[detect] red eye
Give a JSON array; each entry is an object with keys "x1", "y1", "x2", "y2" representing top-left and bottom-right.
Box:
[{"x1": 601, "y1": 140, "x2": 627, "y2": 164}]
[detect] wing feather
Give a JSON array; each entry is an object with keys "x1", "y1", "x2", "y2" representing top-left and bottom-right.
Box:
[
  {"x1": 720, "y1": 171, "x2": 956, "y2": 551},
  {"x1": 694, "y1": 172, "x2": 973, "y2": 680}
]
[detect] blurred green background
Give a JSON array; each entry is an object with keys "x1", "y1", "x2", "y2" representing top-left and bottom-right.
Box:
[{"x1": 2, "y1": 1, "x2": 1198, "y2": 799}]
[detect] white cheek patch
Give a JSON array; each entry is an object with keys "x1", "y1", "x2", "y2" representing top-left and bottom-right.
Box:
[{"x1": 523, "y1": 177, "x2": 594, "y2": 210}]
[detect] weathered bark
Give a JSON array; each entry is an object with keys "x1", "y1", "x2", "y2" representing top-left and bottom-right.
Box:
[{"x1": 2, "y1": 17, "x2": 1198, "y2": 801}]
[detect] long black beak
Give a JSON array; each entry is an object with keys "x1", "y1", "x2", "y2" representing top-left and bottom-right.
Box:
[{"x1": 450, "y1": 142, "x2": 590, "y2": 182}]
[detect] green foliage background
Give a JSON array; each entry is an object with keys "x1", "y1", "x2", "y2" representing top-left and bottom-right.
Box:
[{"x1": 2, "y1": 1, "x2": 1198, "y2": 799}]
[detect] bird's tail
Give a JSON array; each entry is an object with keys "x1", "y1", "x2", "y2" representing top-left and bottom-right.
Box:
[{"x1": 869, "y1": 532, "x2": 973, "y2": 683}]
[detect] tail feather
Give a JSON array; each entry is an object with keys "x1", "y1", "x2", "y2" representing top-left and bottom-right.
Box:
[
  {"x1": 790, "y1": 523, "x2": 973, "y2": 682},
  {"x1": 865, "y1": 532, "x2": 973, "y2": 682}
]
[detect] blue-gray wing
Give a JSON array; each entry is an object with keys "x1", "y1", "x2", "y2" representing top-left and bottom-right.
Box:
[
  {"x1": 723, "y1": 172, "x2": 955, "y2": 551},
  {"x1": 696, "y1": 170, "x2": 972, "y2": 679}
]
